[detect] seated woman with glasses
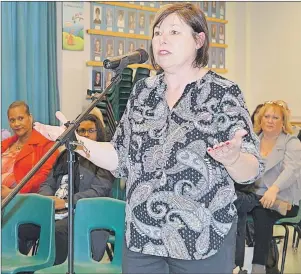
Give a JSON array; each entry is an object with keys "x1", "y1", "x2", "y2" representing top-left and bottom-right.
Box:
[
  {"x1": 1, "y1": 101, "x2": 59, "y2": 199},
  {"x1": 250, "y1": 101, "x2": 301, "y2": 274},
  {"x1": 18, "y1": 108, "x2": 115, "y2": 265}
]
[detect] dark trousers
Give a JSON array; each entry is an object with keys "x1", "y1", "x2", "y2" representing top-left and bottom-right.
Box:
[
  {"x1": 252, "y1": 205, "x2": 299, "y2": 265},
  {"x1": 18, "y1": 218, "x2": 109, "y2": 265},
  {"x1": 234, "y1": 191, "x2": 259, "y2": 268},
  {"x1": 122, "y1": 219, "x2": 237, "y2": 274}
]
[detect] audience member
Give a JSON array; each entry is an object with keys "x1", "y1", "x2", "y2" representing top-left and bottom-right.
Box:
[
  {"x1": 251, "y1": 101, "x2": 301, "y2": 274},
  {"x1": 1, "y1": 101, "x2": 58, "y2": 198},
  {"x1": 18, "y1": 108, "x2": 114, "y2": 265},
  {"x1": 251, "y1": 103, "x2": 264, "y2": 126},
  {"x1": 275, "y1": 99, "x2": 301, "y2": 137}
]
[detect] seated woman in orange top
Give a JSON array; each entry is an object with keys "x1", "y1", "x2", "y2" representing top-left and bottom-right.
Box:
[{"x1": 1, "y1": 101, "x2": 59, "y2": 198}]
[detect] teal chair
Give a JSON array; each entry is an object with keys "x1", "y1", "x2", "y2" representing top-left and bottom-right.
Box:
[
  {"x1": 35, "y1": 197, "x2": 126, "y2": 274},
  {"x1": 111, "y1": 178, "x2": 126, "y2": 201},
  {"x1": 1, "y1": 194, "x2": 55, "y2": 274},
  {"x1": 274, "y1": 199, "x2": 301, "y2": 274}
]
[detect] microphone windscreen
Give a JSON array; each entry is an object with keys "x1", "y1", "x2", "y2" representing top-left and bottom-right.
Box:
[{"x1": 136, "y1": 49, "x2": 149, "y2": 64}]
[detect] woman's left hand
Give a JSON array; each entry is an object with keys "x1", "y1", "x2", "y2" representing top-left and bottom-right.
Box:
[
  {"x1": 207, "y1": 129, "x2": 247, "y2": 167},
  {"x1": 259, "y1": 185, "x2": 280, "y2": 208}
]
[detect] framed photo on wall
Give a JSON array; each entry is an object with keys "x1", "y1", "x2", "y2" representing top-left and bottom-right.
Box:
[
  {"x1": 104, "y1": 6, "x2": 114, "y2": 31},
  {"x1": 138, "y1": 39, "x2": 147, "y2": 53},
  {"x1": 203, "y1": 1, "x2": 209, "y2": 16},
  {"x1": 92, "y1": 36, "x2": 102, "y2": 61},
  {"x1": 219, "y1": 2, "x2": 225, "y2": 19},
  {"x1": 92, "y1": 70, "x2": 102, "y2": 91},
  {"x1": 211, "y1": 48, "x2": 217, "y2": 68},
  {"x1": 218, "y1": 48, "x2": 225, "y2": 69},
  {"x1": 128, "y1": 10, "x2": 137, "y2": 34},
  {"x1": 146, "y1": 1, "x2": 157, "y2": 8},
  {"x1": 105, "y1": 37, "x2": 114, "y2": 58},
  {"x1": 126, "y1": 39, "x2": 136, "y2": 54},
  {"x1": 116, "y1": 39, "x2": 125, "y2": 56},
  {"x1": 62, "y1": 2, "x2": 84, "y2": 51},
  {"x1": 211, "y1": 23, "x2": 217, "y2": 43},
  {"x1": 159, "y1": 2, "x2": 165, "y2": 8},
  {"x1": 218, "y1": 24, "x2": 225, "y2": 44},
  {"x1": 138, "y1": 12, "x2": 146, "y2": 35},
  {"x1": 104, "y1": 70, "x2": 114, "y2": 88},
  {"x1": 92, "y1": 5, "x2": 102, "y2": 29},
  {"x1": 148, "y1": 12, "x2": 155, "y2": 36},
  {"x1": 115, "y1": 8, "x2": 126, "y2": 33},
  {"x1": 211, "y1": 1, "x2": 217, "y2": 18}
]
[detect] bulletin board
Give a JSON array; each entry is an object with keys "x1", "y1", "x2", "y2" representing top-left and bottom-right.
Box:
[{"x1": 87, "y1": 1, "x2": 228, "y2": 91}]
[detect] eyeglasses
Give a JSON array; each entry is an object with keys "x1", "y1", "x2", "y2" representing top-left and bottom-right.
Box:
[{"x1": 77, "y1": 128, "x2": 97, "y2": 135}]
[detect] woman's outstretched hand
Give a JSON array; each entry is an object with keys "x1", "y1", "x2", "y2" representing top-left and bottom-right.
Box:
[{"x1": 207, "y1": 129, "x2": 248, "y2": 167}]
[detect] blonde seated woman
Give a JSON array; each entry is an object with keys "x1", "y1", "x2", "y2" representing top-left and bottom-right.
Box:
[
  {"x1": 251, "y1": 101, "x2": 301, "y2": 274},
  {"x1": 275, "y1": 99, "x2": 301, "y2": 138}
]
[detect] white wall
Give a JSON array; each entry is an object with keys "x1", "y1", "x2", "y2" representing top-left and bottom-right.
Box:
[
  {"x1": 57, "y1": 2, "x2": 92, "y2": 121},
  {"x1": 225, "y1": 1, "x2": 301, "y2": 121},
  {"x1": 223, "y1": 2, "x2": 248, "y2": 99},
  {"x1": 57, "y1": 2, "x2": 301, "y2": 122}
]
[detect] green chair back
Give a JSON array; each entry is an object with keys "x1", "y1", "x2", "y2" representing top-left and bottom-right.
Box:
[
  {"x1": 276, "y1": 200, "x2": 301, "y2": 225},
  {"x1": 2, "y1": 194, "x2": 55, "y2": 274},
  {"x1": 111, "y1": 178, "x2": 126, "y2": 201},
  {"x1": 122, "y1": 67, "x2": 133, "y2": 77},
  {"x1": 74, "y1": 198, "x2": 125, "y2": 265},
  {"x1": 35, "y1": 197, "x2": 126, "y2": 274},
  {"x1": 132, "y1": 67, "x2": 150, "y2": 86}
]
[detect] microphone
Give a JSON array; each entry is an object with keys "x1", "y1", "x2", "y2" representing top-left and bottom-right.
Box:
[{"x1": 103, "y1": 49, "x2": 149, "y2": 70}]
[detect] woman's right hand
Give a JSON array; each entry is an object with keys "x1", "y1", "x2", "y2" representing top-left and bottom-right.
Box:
[
  {"x1": 34, "y1": 111, "x2": 69, "y2": 141},
  {"x1": 1, "y1": 185, "x2": 12, "y2": 199}
]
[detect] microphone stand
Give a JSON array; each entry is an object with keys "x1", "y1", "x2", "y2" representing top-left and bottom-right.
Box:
[{"x1": 1, "y1": 57, "x2": 130, "y2": 274}]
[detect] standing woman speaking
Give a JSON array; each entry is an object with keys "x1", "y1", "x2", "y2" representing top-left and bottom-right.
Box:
[{"x1": 36, "y1": 3, "x2": 264, "y2": 273}]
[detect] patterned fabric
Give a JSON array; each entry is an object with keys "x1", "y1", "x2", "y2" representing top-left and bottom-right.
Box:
[
  {"x1": 2, "y1": 149, "x2": 18, "y2": 188},
  {"x1": 55, "y1": 174, "x2": 69, "y2": 200},
  {"x1": 1, "y1": 129, "x2": 59, "y2": 193},
  {"x1": 111, "y1": 70, "x2": 265, "y2": 260}
]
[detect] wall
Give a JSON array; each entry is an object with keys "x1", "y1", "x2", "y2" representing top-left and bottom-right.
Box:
[
  {"x1": 224, "y1": 2, "x2": 248, "y2": 100},
  {"x1": 247, "y1": 2, "x2": 301, "y2": 121},
  {"x1": 225, "y1": 1, "x2": 301, "y2": 120},
  {"x1": 57, "y1": 2, "x2": 301, "y2": 122},
  {"x1": 57, "y1": 2, "x2": 92, "y2": 121}
]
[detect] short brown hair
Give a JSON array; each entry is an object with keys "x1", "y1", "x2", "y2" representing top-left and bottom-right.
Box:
[
  {"x1": 7, "y1": 101, "x2": 30, "y2": 117},
  {"x1": 149, "y1": 3, "x2": 209, "y2": 71}
]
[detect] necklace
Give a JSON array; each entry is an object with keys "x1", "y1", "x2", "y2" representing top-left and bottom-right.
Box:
[{"x1": 15, "y1": 140, "x2": 23, "y2": 151}]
